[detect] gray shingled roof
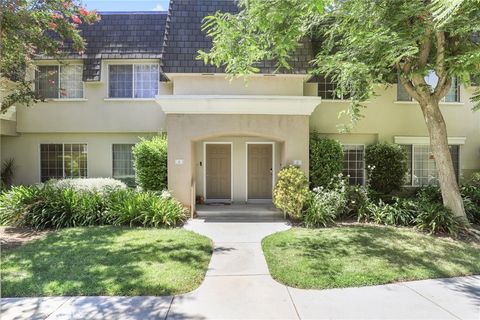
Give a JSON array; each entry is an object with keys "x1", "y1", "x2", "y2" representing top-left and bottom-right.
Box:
[
  {"x1": 161, "y1": 0, "x2": 313, "y2": 74},
  {"x1": 36, "y1": 1, "x2": 313, "y2": 80}
]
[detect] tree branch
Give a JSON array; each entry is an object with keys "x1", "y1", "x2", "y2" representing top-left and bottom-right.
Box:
[
  {"x1": 417, "y1": 25, "x2": 433, "y2": 68},
  {"x1": 434, "y1": 30, "x2": 450, "y2": 99}
]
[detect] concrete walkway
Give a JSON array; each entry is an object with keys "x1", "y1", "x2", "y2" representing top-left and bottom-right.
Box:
[{"x1": 2, "y1": 207, "x2": 479, "y2": 319}]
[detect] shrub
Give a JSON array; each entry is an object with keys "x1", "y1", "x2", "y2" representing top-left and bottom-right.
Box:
[
  {"x1": 133, "y1": 136, "x2": 168, "y2": 191},
  {"x1": 309, "y1": 133, "x2": 343, "y2": 188},
  {"x1": 304, "y1": 182, "x2": 347, "y2": 228},
  {"x1": 273, "y1": 166, "x2": 309, "y2": 220},
  {"x1": 360, "y1": 198, "x2": 416, "y2": 226},
  {"x1": 343, "y1": 184, "x2": 369, "y2": 218},
  {"x1": 470, "y1": 172, "x2": 480, "y2": 187},
  {"x1": 104, "y1": 189, "x2": 186, "y2": 227},
  {"x1": 0, "y1": 185, "x2": 186, "y2": 229},
  {"x1": 365, "y1": 143, "x2": 407, "y2": 194},
  {"x1": 0, "y1": 185, "x2": 41, "y2": 226},
  {"x1": 414, "y1": 201, "x2": 463, "y2": 235},
  {"x1": 461, "y1": 185, "x2": 480, "y2": 224},
  {"x1": 1, "y1": 158, "x2": 16, "y2": 190},
  {"x1": 47, "y1": 178, "x2": 127, "y2": 193}
]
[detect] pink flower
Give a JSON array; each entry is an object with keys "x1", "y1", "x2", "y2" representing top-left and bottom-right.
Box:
[
  {"x1": 79, "y1": 8, "x2": 89, "y2": 16},
  {"x1": 71, "y1": 15, "x2": 82, "y2": 24},
  {"x1": 51, "y1": 12, "x2": 63, "y2": 19},
  {"x1": 48, "y1": 21, "x2": 58, "y2": 29},
  {"x1": 63, "y1": 2, "x2": 71, "y2": 9}
]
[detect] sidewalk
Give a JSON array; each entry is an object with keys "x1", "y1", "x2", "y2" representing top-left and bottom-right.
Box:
[{"x1": 1, "y1": 218, "x2": 479, "y2": 319}]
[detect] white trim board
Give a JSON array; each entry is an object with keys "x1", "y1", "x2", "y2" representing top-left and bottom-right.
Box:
[
  {"x1": 156, "y1": 95, "x2": 321, "y2": 115},
  {"x1": 203, "y1": 142, "x2": 233, "y2": 203},
  {"x1": 245, "y1": 142, "x2": 275, "y2": 203},
  {"x1": 394, "y1": 136, "x2": 466, "y2": 145}
]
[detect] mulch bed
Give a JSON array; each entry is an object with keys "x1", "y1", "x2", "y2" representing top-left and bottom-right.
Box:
[{"x1": 0, "y1": 227, "x2": 50, "y2": 250}]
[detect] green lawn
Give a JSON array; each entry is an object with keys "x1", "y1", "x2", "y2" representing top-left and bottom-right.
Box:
[
  {"x1": 1, "y1": 227, "x2": 212, "y2": 297},
  {"x1": 262, "y1": 225, "x2": 480, "y2": 289}
]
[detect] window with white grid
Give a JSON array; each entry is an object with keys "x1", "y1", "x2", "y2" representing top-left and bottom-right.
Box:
[
  {"x1": 35, "y1": 65, "x2": 83, "y2": 99},
  {"x1": 397, "y1": 72, "x2": 460, "y2": 102},
  {"x1": 40, "y1": 144, "x2": 87, "y2": 182},
  {"x1": 134, "y1": 64, "x2": 159, "y2": 98},
  {"x1": 401, "y1": 144, "x2": 460, "y2": 186},
  {"x1": 342, "y1": 145, "x2": 365, "y2": 185},
  {"x1": 112, "y1": 144, "x2": 135, "y2": 178},
  {"x1": 109, "y1": 64, "x2": 159, "y2": 98},
  {"x1": 59, "y1": 65, "x2": 83, "y2": 98},
  {"x1": 317, "y1": 75, "x2": 350, "y2": 100}
]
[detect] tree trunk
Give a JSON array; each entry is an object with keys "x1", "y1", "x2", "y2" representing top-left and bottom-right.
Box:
[{"x1": 420, "y1": 101, "x2": 466, "y2": 219}]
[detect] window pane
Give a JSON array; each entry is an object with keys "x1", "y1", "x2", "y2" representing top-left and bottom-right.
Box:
[
  {"x1": 342, "y1": 145, "x2": 365, "y2": 185},
  {"x1": 400, "y1": 145, "x2": 413, "y2": 185},
  {"x1": 40, "y1": 144, "x2": 63, "y2": 182},
  {"x1": 410, "y1": 144, "x2": 460, "y2": 187},
  {"x1": 134, "y1": 64, "x2": 159, "y2": 98},
  {"x1": 397, "y1": 80, "x2": 412, "y2": 101},
  {"x1": 444, "y1": 77, "x2": 460, "y2": 102},
  {"x1": 109, "y1": 65, "x2": 133, "y2": 98},
  {"x1": 64, "y1": 144, "x2": 88, "y2": 178},
  {"x1": 317, "y1": 75, "x2": 349, "y2": 100},
  {"x1": 60, "y1": 65, "x2": 83, "y2": 98},
  {"x1": 36, "y1": 66, "x2": 59, "y2": 98},
  {"x1": 112, "y1": 144, "x2": 135, "y2": 178}
]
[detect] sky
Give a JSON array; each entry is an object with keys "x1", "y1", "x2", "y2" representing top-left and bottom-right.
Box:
[{"x1": 83, "y1": 0, "x2": 170, "y2": 12}]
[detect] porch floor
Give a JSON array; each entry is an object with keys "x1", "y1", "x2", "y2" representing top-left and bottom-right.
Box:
[{"x1": 195, "y1": 204, "x2": 285, "y2": 222}]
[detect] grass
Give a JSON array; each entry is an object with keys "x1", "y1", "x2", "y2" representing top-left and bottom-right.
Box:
[
  {"x1": 262, "y1": 225, "x2": 480, "y2": 289},
  {"x1": 1, "y1": 226, "x2": 212, "y2": 297}
]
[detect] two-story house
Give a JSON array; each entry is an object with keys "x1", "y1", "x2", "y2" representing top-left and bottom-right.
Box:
[{"x1": 1, "y1": 0, "x2": 479, "y2": 213}]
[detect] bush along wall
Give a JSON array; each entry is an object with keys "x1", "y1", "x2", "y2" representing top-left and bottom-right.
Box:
[
  {"x1": 133, "y1": 136, "x2": 168, "y2": 191},
  {"x1": 0, "y1": 183, "x2": 186, "y2": 229},
  {"x1": 309, "y1": 133, "x2": 343, "y2": 189},
  {"x1": 365, "y1": 143, "x2": 407, "y2": 195}
]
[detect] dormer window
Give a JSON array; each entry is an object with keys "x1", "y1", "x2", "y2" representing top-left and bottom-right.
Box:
[
  {"x1": 108, "y1": 64, "x2": 159, "y2": 98},
  {"x1": 317, "y1": 76, "x2": 350, "y2": 100},
  {"x1": 35, "y1": 65, "x2": 84, "y2": 99},
  {"x1": 397, "y1": 72, "x2": 460, "y2": 102}
]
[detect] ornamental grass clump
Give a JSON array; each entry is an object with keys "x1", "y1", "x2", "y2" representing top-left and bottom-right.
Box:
[{"x1": 0, "y1": 183, "x2": 186, "y2": 229}]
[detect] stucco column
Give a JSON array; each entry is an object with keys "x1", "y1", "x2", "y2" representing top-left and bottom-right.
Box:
[{"x1": 166, "y1": 116, "x2": 193, "y2": 210}]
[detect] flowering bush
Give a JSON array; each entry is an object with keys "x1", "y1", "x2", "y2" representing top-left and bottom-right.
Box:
[
  {"x1": 47, "y1": 178, "x2": 127, "y2": 193},
  {"x1": 304, "y1": 179, "x2": 347, "y2": 228},
  {"x1": 273, "y1": 166, "x2": 309, "y2": 220},
  {"x1": 309, "y1": 133, "x2": 343, "y2": 188}
]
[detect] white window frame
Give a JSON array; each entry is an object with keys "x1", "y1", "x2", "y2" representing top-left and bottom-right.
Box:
[
  {"x1": 35, "y1": 64, "x2": 84, "y2": 100},
  {"x1": 400, "y1": 143, "x2": 461, "y2": 187},
  {"x1": 107, "y1": 63, "x2": 159, "y2": 99},
  {"x1": 39, "y1": 143, "x2": 88, "y2": 182},
  {"x1": 342, "y1": 144, "x2": 366, "y2": 186},
  {"x1": 396, "y1": 75, "x2": 461, "y2": 103},
  {"x1": 112, "y1": 143, "x2": 136, "y2": 179}
]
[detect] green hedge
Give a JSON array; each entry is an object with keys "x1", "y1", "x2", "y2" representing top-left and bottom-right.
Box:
[
  {"x1": 309, "y1": 133, "x2": 343, "y2": 188},
  {"x1": 0, "y1": 186, "x2": 186, "y2": 229},
  {"x1": 365, "y1": 143, "x2": 407, "y2": 194},
  {"x1": 133, "y1": 136, "x2": 168, "y2": 192}
]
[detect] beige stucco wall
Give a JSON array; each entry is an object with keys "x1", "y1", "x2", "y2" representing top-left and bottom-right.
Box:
[
  {"x1": 193, "y1": 136, "x2": 283, "y2": 202},
  {"x1": 166, "y1": 114, "x2": 310, "y2": 208},
  {"x1": 0, "y1": 133, "x2": 153, "y2": 185},
  {"x1": 17, "y1": 59, "x2": 172, "y2": 133},
  {"x1": 309, "y1": 84, "x2": 480, "y2": 179},
  {"x1": 171, "y1": 74, "x2": 306, "y2": 96}
]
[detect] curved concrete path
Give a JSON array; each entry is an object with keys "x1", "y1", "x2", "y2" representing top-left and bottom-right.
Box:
[{"x1": 2, "y1": 215, "x2": 479, "y2": 319}]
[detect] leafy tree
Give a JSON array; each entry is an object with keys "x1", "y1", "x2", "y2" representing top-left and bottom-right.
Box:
[
  {"x1": 0, "y1": 0, "x2": 99, "y2": 112},
  {"x1": 199, "y1": 0, "x2": 480, "y2": 219}
]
